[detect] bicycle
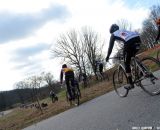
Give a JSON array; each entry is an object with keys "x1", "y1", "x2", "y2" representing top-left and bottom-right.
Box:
[
  {"x1": 65, "y1": 79, "x2": 81, "y2": 106},
  {"x1": 111, "y1": 55, "x2": 160, "y2": 97}
]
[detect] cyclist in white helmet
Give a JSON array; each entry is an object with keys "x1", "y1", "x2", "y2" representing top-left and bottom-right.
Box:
[{"x1": 106, "y1": 24, "x2": 141, "y2": 90}]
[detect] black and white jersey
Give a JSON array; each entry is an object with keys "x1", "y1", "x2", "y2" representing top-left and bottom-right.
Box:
[
  {"x1": 113, "y1": 30, "x2": 139, "y2": 42},
  {"x1": 106, "y1": 29, "x2": 140, "y2": 59}
]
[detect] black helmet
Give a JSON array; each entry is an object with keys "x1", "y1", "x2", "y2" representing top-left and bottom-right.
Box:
[
  {"x1": 109, "y1": 24, "x2": 119, "y2": 33},
  {"x1": 62, "y1": 64, "x2": 67, "y2": 68}
]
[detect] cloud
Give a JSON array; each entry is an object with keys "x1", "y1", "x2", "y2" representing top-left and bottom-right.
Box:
[
  {"x1": 0, "y1": 4, "x2": 69, "y2": 44},
  {"x1": 11, "y1": 43, "x2": 50, "y2": 61},
  {"x1": 13, "y1": 61, "x2": 43, "y2": 74},
  {"x1": 10, "y1": 43, "x2": 51, "y2": 70}
]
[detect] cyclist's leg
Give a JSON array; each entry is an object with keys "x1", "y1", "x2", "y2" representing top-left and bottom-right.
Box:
[
  {"x1": 123, "y1": 37, "x2": 141, "y2": 89},
  {"x1": 99, "y1": 64, "x2": 103, "y2": 79},
  {"x1": 100, "y1": 69, "x2": 105, "y2": 79},
  {"x1": 70, "y1": 72, "x2": 76, "y2": 99},
  {"x1": 124, "y1": 42, "x2": 140, "y2": 89},
  {"x1": 123, "y1": 45, "x2": 134, "y2": 89},
  {"x1": 65, "y1": 77, "x2": 73, "y2": 100}
]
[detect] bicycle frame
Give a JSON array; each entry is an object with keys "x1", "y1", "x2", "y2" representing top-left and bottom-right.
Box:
[
  {"x1": 112, "y1": 56, "x2": 150, "y2": 84},
  {"x1": 109, "y1": 55, "x2": 150, "y2": 83},
  {"x1": 131, "y1": 56, "x2": 151, "y2": 83}
]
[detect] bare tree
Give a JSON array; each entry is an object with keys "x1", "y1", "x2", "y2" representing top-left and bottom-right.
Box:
[
  {"x1": 141, "y1": 20, "x2": 157, "y2": 48},
  {"x1": 14, "y1": 81, "x2": 28, "y2": 104},
  {"x1": 52, "y1": 27, "x2": 105, "y2": 80},
  {"x1": 117, "y1": 19, "x2": 132, "y2": 31},
  {"x1": 150, "y1": 5, "x2": 160, "y2": 22},
  {"x1": 81, "y1": 27, "x2": 104, "y2": 79},
  {"x1": 25, "y1": 76, "x2": 43, "y2": 113},
  {"x1": 30, "y1": 75, "x2": 43, "y2": 97},
  {"x1": 141, "y1": 5, "x2": 160, "y2": 48},
  {"x1": 41, "y1": 72, "x2": 55, "y2": 88},
  {"x1": 52, "y1": 29, "x2": 85, "y2": 76}
]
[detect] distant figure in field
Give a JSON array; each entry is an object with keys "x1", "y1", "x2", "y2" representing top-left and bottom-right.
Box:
[
  {"x1": 95, "y1": 60, "x2": 104, "y2": 80},
  {"x1": 50, "y1": 90, "x2": 58, "y2": 103},
  {"x1": 99, "y1": 62, "x2": 104, "y2": 77}
]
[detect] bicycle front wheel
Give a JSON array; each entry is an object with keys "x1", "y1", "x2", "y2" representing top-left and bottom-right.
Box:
[
  {"x1": 113, "y1": 67, "x2": 129, "y2": 97},
  {"x1": 140, "y1": 57, "x2": 160, "y2": 96}
]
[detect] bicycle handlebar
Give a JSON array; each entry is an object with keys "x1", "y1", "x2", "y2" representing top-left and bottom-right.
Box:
[{"x1": 108, "y1": 56, "x2": 124, "y2": 61}]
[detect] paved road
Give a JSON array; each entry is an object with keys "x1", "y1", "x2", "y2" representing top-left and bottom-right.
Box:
[{"x1": 23, "y1": 86, "x2": 160, "y2": 130}]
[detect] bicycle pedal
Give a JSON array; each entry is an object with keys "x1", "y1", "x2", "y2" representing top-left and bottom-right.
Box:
[{"x1": 124, "y1": 84, "x2": 134, "y2": 90}]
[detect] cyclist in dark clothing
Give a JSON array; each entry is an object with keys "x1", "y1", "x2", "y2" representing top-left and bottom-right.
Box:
[
  {"x1": 155, "y1": 18, "x2": 160, "y2": 42},
  {"x1": 60, "y1": 64, "x2": 75, "y2": 100},
  {"x1": 96, "y1": 60, "x2": 104, "y2": 79},
  {"x1": 95, "y1": 60, "x2": 104, "y2": 75},
  {"x1": 50, "y1": 90, "x2": 58, "y2": 103},
  {"x1": 99, "y1": 62, "x2": 104, "y2": 76},
  {"x1": 105, "y1": 24, "x2": 141, "y2": 90}
]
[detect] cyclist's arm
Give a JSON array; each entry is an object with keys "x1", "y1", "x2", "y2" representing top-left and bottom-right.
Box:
[
  {"x1": 60, "y1": 70, "x2": 63, "y2": 84},
  {"x1": 156, "y1": 25, "x2": 160, "y2": 41},
  {"x1": 106, "y1": 34, "x2": 115, "y2": 59}
]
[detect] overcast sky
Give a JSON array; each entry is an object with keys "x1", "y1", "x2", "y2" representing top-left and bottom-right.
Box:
[{"x1": 0, "y1": 0, "x2": 159, "y2": 91}]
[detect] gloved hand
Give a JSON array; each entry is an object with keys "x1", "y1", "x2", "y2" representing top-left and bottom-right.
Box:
[{"x1": 105, "y1": 56, "x2": 109, "y2": 62}]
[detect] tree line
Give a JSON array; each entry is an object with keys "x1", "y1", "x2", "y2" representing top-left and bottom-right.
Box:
[{"x1": 0, "y1": 72, "x2": 61, "y2": 111}]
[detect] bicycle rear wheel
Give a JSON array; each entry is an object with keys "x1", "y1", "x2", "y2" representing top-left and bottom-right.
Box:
[
  {"x1": 113, "y1": 67, "x2": 129, "y2": 97},
  {"x1": 66, "y1": 91, "x2": 72, "y2": 106},
  {"x1": 74, "y1": 88, "x2": 80, "y2": 106},
  {"x1": 140, "y1": 57, "x2": 160, "y2": 96}
]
